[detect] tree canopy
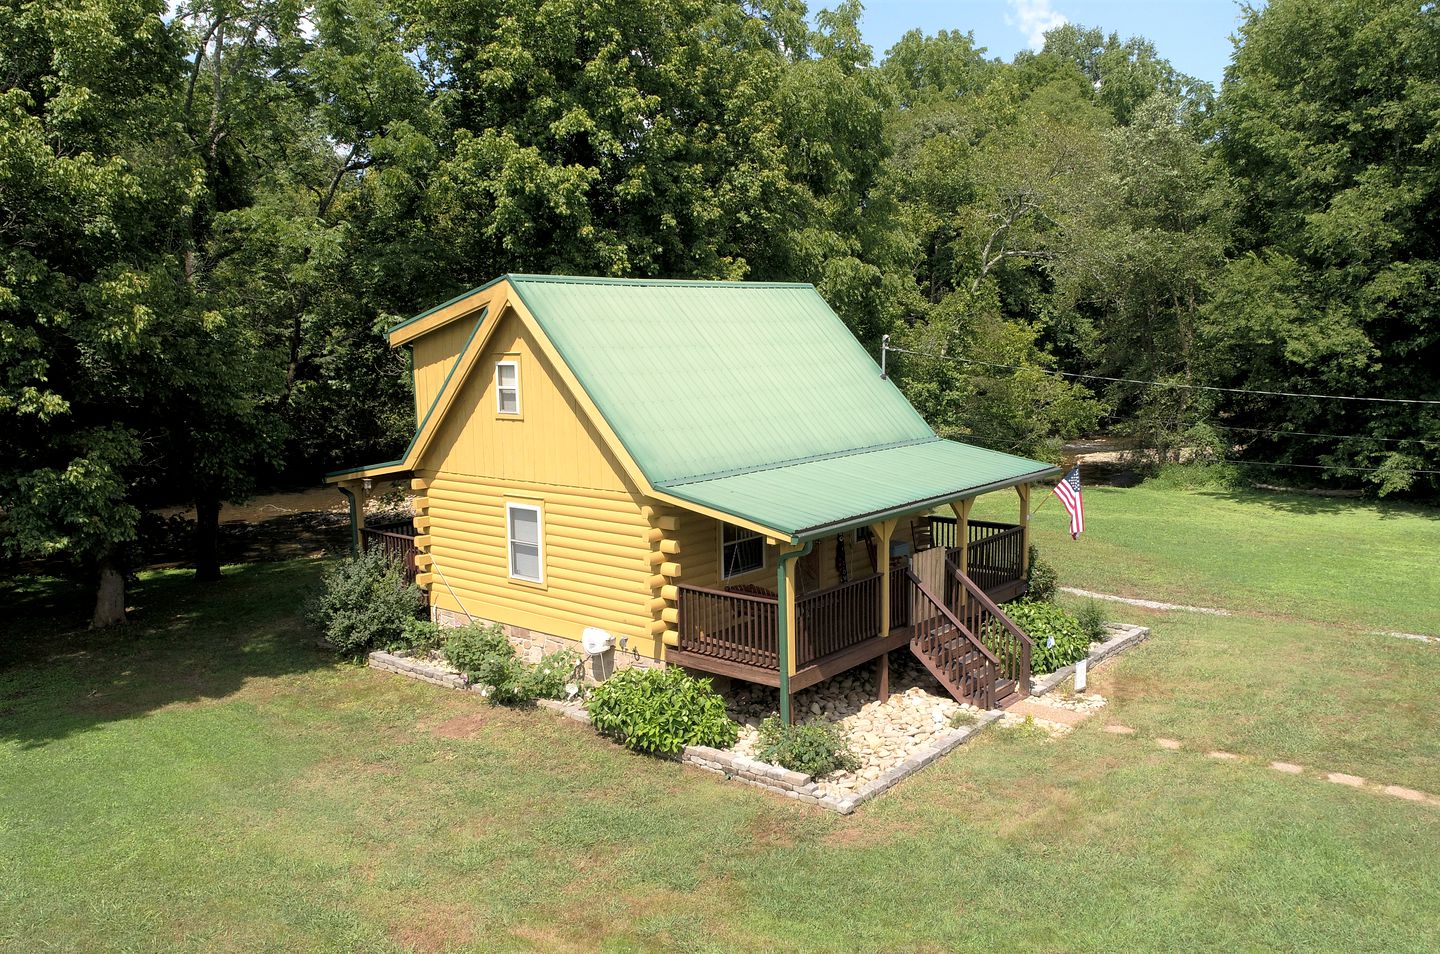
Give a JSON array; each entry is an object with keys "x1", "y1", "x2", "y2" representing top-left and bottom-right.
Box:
[{"x1": 2, "y1": 0, "x2": 1436, "y2": 623}]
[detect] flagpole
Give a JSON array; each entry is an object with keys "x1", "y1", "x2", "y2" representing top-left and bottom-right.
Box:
[
  {"x1": 1028, "y1": 461, "x2": 1072, "y2": 519},
  {"x1": 1028, "y1": 490, "x2": 1057, "y2": 519}
]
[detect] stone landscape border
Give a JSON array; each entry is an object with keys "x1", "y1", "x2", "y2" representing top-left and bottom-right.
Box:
[
  {"x1": 367, "y1": 621, "x2": 1149, "y2": 814},
  {"x1": 1030, "y1": 623, "x2": 1150, "y2": 696}
]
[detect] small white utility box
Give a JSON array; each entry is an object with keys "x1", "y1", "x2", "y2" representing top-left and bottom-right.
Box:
[
  {"x1": 1075, "y1": 658, "x2": 1088, "y2": 693},
  {"x1": 581, "y1": 627, "x2": 615, "y2": 655}
]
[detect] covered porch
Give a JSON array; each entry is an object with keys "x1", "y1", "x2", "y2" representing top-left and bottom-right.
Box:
[{"x1": 665, "y1": 495, "x2": 1039, "y2": 719}]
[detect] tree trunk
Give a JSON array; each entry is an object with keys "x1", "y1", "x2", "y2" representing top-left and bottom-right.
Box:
[
  {"x1": 91, "y1": 553, "x2": 127, "y2": 629},
  {"x1": 194, "y1": 492, "x2": 223, "y2": 582}
]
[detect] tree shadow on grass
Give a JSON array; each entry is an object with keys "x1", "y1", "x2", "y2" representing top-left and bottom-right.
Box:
[
  {"x1": 1180, "y1": 481, "x2": 1439, "y2": 521},
  {"x1": 0, "y1": 558, "x2": 335, "y2": 749}
]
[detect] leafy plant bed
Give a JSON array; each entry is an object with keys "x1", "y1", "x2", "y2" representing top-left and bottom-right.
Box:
[
  {"x1": 367, "y1": 622, "x2": 1149, "y2": 813},
  {"x1": 1029, "y1": 622, "x2": 1151, "y2": 696},
  {"x1": 365, "y1": 648, "x2": 1000, "y2": 813}
]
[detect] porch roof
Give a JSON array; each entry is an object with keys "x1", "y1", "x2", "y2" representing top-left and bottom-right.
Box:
[{"x1": 657, "y1": 437, "x2": 1059, "y2": 540}]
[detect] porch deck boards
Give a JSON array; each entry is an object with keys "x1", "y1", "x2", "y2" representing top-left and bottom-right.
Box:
[{"x1": 667, "y1": 628, "x2": 914, "y2": 692}]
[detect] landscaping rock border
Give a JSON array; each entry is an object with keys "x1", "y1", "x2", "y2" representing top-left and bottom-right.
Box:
[
  {"x1": 367, "y1": 647, "x2": 1003, "y2": 813},
  {"x1": 1030, "y1": 622, "x2": 1150, "y2": 696},
  {"x1": 367, "y1": 619, "x2": 1149, "y2": 814}
]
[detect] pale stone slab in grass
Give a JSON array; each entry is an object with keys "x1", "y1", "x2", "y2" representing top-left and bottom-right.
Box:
[
  {"x1": 1269, "y1": 761, "x2": 1305, "y2": 774},
  {"x1": 1102, "y1": 724, "x2": 1136, "y2": 735},
  {"x1": 1155, "y1": 738, "x2": 1183, "y2": 750},
  {"x1": 1381, "y1": 784, "x2": 1429, "y2": 802},
  {"x1": 1006, "y1": 698, "x2": 1092, "y2": 727},
  {"x1": 1207, "y1": 751, "x2": 1241, "y2": 762},
  {"x1": 1326, "y1": 772, "x2": 1366, "y2": 788}
]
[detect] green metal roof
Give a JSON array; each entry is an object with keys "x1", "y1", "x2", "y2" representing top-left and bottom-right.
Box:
[
  {"x1": 505, "y1": 275, "x2": 1058, "y2": 538},
  {"x1": 660, "y1": 438, "x2": 1059, "y2": 539},
  {"x1": 509, "y1": 276, "x2": 935, "y2": 485}
]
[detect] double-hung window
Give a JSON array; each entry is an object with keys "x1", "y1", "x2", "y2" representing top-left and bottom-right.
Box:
[
  {"x1": 496, "y1": 360, "x2": 520, "y2": 416},
  {"x1": 721, "y1": 522, "x2": 764, "y2": 579},
  {"x1": 506, "y1": 502, "x2": 544, "y2": 583}
]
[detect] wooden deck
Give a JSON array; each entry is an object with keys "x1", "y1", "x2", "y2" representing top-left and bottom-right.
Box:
[
  {"x1": 361, "y1": 517, "x2": 419, "y2": 584},
  {"x1": 670, "y1": 520, "x2": 1031, "y2": 705}
]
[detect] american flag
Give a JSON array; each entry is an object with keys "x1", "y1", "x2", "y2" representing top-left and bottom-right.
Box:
[{"x1": 1054, "y1": 465, "x2": 1085, "y2": 539}]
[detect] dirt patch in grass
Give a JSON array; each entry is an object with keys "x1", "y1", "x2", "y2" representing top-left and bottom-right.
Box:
[
  {"x1": 386, "y1": 896, "x2": 476, "y2": 953},
  {"x1": 431, "y1": 712, "x2": 493, "y2": 739},
  {"x1": 822, "y1": 815, "x2": 926, "y2": 848}
]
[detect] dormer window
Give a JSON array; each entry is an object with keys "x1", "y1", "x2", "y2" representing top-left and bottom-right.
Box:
[{"x1": 496, "y1": 360, "x2": 520, "y2": 416}]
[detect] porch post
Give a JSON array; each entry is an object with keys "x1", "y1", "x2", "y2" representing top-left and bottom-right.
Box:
[
  {"x1": 775, "y1": 541, "x2": 811, "y2": 725},
  {"x1": 872, "y1": 519, "x2": 897, "y2": 636},
  {"x1": 948, "y1": 498, "x2": 973, "y2": 576},
  {"x1": 872, "y1": 519, "x2": 898, "y2": 704},
  {"x1": 1017, "y1": 483, "x2": 1032, "y2": 574}
]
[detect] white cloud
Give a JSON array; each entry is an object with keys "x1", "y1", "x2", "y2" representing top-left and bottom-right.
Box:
[{"x1": 1006, "y1": 0, "x2": 1068, "y2": 51}]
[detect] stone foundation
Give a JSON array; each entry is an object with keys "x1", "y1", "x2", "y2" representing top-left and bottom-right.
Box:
[{"x1": 431, "y1": 605, "x2": 662, "y2": 683}]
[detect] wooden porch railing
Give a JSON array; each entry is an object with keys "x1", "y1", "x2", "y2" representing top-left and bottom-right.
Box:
[
  {"x1": 675, "y1": 584, "x2": 779, "y2": 669},
  {"x1": 796, "y1": 573, "x2": 883, "y2": 666},
  {"x1": 962, "y1": 520, "x2": 1025, "y2": 596},
  {"x1": 944, "y1": 555, "x2": 1031, "y2": 697},
  {"x1": 901, "y1": 568, "x2": 1000, "y2": 710},
  {"x1": 888, "y1": 562, "x2": 912, "y2": 633},
  {"x1": 361, "y1": 517, "x2": 419, "y2": 585}
]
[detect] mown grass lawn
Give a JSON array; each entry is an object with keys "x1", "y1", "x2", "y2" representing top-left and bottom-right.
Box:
[{"x1": 3, "y1": 481, "x2": 1440, "y2": 952}]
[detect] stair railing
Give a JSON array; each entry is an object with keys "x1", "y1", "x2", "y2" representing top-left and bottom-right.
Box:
[
  {"x1": 943, "y1": 555, "x2": 1032, "y2": 698},
  {"x1": 903, "y1": 568, "x2": 1001, "y2": 710}
]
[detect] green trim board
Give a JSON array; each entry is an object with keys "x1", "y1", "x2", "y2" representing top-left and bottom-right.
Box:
[
  {"x1": 325, "y1": 306, "x2": 490, "y2": 480},
  {"x1": 384, "y1": 275, "x2": 507, "y2": 340}
]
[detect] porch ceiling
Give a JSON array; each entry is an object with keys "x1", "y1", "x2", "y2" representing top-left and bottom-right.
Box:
[{"x1": 657, "y1": 438, "x2": 1059, "y2": 541}]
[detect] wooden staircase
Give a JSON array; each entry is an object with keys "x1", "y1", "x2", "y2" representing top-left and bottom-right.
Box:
[{"x1": 903, "y1": 563, "x2": 1032, "y2": 710}]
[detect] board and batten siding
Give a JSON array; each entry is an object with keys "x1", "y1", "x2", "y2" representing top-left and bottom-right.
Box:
[
  {"x1": 417, "y1": 307, "x2": 660, "y2": 657},
  {"x1": 410, "y1": 317, "x2": 476, "y2": 424}
]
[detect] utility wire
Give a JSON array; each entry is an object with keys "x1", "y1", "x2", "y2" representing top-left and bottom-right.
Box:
[
  {"x1": 1093, "y1": 414, "x2": 1440, "y2": 449},
  {"x1": 885, "y1": 344, "x2": 1440, "y2": 406},
  {"x1": 1223, "y1": 460, "x2": 1440, "y2": 476}
]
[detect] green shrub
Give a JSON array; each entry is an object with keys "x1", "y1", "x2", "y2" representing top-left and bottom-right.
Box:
[
  {"x1": 526, "y1": 649, "x2": 582, "y2": 701},
  {"x1": 438, "y1": 624, "x2": 579, "y2": 705},
  {"x1": 473, "y1": 652, "x2": 534, "y2": 704},
  {"x1": 754, "y1": 716, "x2": 859, "y2": 778},
  {"x1": 1026, "y1": 546, "x2": 1059, "y2": 602},
  {"x1": 441, "y1": 622, "x2": 512, "y2": 675},
  {"x1": 587, "y1": 668, "x2": 738, "y2": 755},
  {"x1": 307, "y1": 549, "x2": 423, "y2": 657},
  {"x1": 1077, "y1": 599, "x2": 1107, "y2": 644},
  {"x1": 396, "y1": 618, "x2": 444, "y2": 653},
  {"x1": 992, "y1": 599, "x2": 1091, "y2": 674}
]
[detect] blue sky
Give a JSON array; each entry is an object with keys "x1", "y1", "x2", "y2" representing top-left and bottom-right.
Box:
[{"x1": 856, "y1": 1, "x2": 1250, "y2": 89}]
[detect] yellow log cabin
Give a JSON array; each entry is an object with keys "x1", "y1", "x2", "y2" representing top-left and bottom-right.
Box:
[{"x1": 328, "y1": 275, "x2": 1059, "y2": 721}]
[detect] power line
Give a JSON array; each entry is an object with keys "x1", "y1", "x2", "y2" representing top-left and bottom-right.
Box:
[
  {"x1": 1094, "y1": 414, "x2": 1440, "y2": 448},
  {"x1": 885, "y1": 344, "x2": 1440, "y2": 407},
  {"x1": 1209, "y1": 422, "x2": 1440, "y2": 448},
  {"x1": 1224, "y1": 459, "x2": 1440, "y2": 477}
]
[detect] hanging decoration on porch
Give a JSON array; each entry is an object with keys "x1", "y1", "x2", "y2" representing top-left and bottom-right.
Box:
[{"x1": 834, "y1": 534, "x2": 848, "y2": 583}]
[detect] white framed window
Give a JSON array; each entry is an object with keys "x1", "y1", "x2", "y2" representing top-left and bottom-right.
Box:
[
  {"x1": 506, "y1": 502, "x2": 544, "y2": 583},
  {"x1": 495, "y1": 360, "x2": 521, "y2": 416},
  {"x1": 721, "y1": 522, "x2": 764, "y2": 579}
]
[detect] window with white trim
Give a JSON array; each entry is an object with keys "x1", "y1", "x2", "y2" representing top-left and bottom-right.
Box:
[
  {"x1": 721, "y1": 522, "x2": 764, "y2": 579},
  {"x1": 495, "y1": 360, "x2": 520, "y2": 415},
  {"x1": 506, "y1": 502, "x2": 543, "y2": 582}
]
